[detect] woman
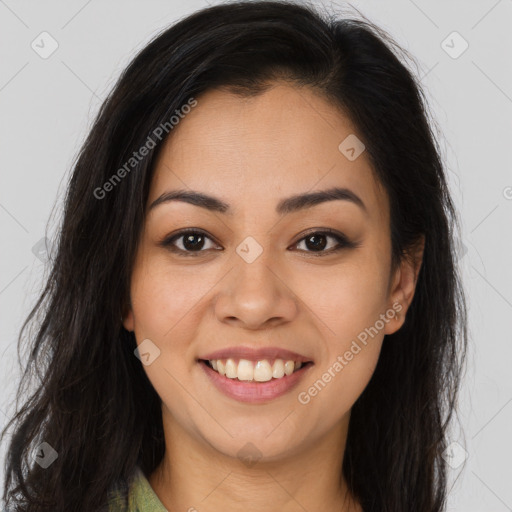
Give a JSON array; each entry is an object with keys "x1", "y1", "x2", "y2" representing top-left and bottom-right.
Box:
[{"x1": 1, "y1": 1, "x2": 468, "y2": 511}]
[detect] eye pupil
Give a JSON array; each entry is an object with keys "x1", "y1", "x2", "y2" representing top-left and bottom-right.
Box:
[
  {"x1": 305, "y1": 234, "x2": 327, "y2": 251},
  {"x1": 183, "y1": 233, "x2": 205, "y2": 251}
]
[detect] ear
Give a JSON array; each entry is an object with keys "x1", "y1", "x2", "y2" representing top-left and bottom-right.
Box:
[
  {"x1": 121, "y1": 300, "x2": 135, "y2": 332},
  {"x1": 384, "y1": 235, "x2": 425, "y2": 335}
]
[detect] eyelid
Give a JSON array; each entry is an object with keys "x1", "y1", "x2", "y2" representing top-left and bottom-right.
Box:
[
  {"x1": 158, "y1": 227, "x2": 358, "y2": 256},
  {"x1": 290, "y1": 227, "x2": 349, "y2": 247},
  {"x1": 158, "y1": 228, "x2": 221, "y2": 256},
  {"x1": 290, "y1": 228, "x2": 359, "y2": 255}
]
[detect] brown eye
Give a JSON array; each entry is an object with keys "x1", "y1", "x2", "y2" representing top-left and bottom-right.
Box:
[
  {"x1": 292, "y1": 229, "x2": 357, "y2": 255},
  {"x1": 180, "y1": 232, "x2": 207, "y2": 251},
  {"x1": 159, "y1": 228, "x2": 358, "y2": 257},
  {"x1": 159, "y1": 230, "x2": 219, "y2": 256}
]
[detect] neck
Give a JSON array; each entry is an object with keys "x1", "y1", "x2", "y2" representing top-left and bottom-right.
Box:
[{"x1": 149, "y1": 405, "x2": 362, "y2": 512}]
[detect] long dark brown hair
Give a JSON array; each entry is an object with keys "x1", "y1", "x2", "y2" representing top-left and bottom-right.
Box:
[{"x1": 1, "y1": 1, "x2": 467, "y2": 511}]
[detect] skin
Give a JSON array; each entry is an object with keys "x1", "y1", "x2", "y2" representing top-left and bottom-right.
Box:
[{"x1": 122, "y1": 82, "x2": 424, "y2": 512}]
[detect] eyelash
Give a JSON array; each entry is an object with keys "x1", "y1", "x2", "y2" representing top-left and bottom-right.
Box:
[{"x1": 158, "y1": 228, "x2": 359, "y2": 257}]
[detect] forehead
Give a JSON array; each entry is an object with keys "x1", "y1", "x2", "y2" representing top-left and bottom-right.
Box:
[{"x1": 149, "y1": 83, "x2": 388, "y2": 221}]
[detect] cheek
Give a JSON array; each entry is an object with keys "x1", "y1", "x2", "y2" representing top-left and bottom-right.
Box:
[
  {"x1": 298, "y1": 277, "x2": 387, "y2": 421},
  {"x1": 298, "y1": 255, "x2": 390, "y2": 344},
  {"x1": 128, "y1": 261, "x2": 209, "y2": 414},
  {"x1": 294, "y1": 254, "x2": 389, "y2": 409},
  {"x1": 313, "y1": 258, "x2": 390, "y2": 414},
  {"x1": 308, "y1": 339, "x2": 383, "y2": 420},
  {"x1": 130, "y1": 257, "x2": 210, "y2": 339}
]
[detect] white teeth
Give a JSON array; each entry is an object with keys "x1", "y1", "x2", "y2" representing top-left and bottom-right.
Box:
[
  {"x1": 284, "y1": 361, "x2": 295, "y2": 376},
  {"x1": 272, "y1": 359, "x2": 285, "y2": 379},
  {"x1": 225, "y1": 358, "x2": 238, "y2": 379},
  {"x1": 237, "y1": 359, "x2": 254, "y2": 381},
  {"x1": 207, "y1": 357, "x2": 306, "y2": 381},
  {"x1": 253, "y1": 360, "x2": 273, "y2": 382}
]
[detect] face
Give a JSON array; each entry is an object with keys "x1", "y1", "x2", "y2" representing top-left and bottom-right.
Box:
[{"x1": 123, "y1": 82, "x2": 423, "y2": 462}]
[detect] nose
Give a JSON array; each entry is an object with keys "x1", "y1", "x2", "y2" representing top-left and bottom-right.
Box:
[{"x1": 213, "y1": 254, "x2": 298, "y2": 331}]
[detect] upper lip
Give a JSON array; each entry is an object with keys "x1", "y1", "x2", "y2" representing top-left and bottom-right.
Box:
[{"x1": 199, "y1": 346, "x2": 313, "y2": 363}]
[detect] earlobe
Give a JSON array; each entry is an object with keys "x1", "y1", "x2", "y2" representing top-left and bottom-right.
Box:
[
  {"x1": 121, "y1": 302, "x2": 135, "y2": 332},
  {"x1": 384, "y1": 267, "x2": 405, "y2": 335}
]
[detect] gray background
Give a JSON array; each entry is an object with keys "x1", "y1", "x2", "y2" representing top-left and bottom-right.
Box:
[{"x1": 1, "y1": 0, "x2": 511, "y2": 510}]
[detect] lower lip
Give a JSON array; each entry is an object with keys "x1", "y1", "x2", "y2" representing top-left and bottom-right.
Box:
[{"x1": 199, "y1": 360, "x2": 313, "y2": 404}]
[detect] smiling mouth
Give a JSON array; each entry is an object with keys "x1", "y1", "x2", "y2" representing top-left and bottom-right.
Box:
[{"x1": 199, "y1": 358, "x2": 314, "y2": 383}]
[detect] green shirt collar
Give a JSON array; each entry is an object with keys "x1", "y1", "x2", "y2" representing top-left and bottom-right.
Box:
[
  {"x1": 130, "y1": 466, "x2": 168, "y2": 512},
  {"x1": 109, "y1": 465, "x2": 168, "y2": 512}
]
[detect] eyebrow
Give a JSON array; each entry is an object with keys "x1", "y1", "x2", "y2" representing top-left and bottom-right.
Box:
[{"x1": 148, "y1": 186, "x2": 367, "y2": 216}]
